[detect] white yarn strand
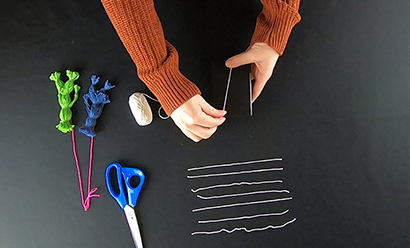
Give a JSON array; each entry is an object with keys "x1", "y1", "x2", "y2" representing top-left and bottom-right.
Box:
[
  {"x1": 196, "y1": 189, "x2": 290, "y2": 200},
  {"x1": 141, "y1": 93, "x2": 169, "y2": 120},
  {"x1": 222, "y1": 68, "x2": 233, "y2": 111},
  {"x1": 187, "y1": 168, "x2": 283, "y2": 179},
  {"x1": 157, "y1": 106, "x2": 169, "y2": 120},
  {"x1": 191, "y1": 180, "x2": 283, "y2": 193},
  {"x1": 192, "y1": 197, "x2": 293, "y2": 212},
  {"x1": 198, "y1": 209, "x2": 290, "y2": 224},
  {"x1": 249, "y1": 71, "x2": 253, "y2": 116},
  {"x1": 141, "y1": 93, "x2": 159, "y2": 102},
  {"x1": 187, "y1": 158, "x2": 282, "y2": 171},
  {"x1": 191, "y1": 218, "x2": 297, "y2": 235}
]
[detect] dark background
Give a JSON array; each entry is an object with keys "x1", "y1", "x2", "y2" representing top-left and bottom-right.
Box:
[{"x1": 1, "y1": 0, "x2": 410, "y2": 247}]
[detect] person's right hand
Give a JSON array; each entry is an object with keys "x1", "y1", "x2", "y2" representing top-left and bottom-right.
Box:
[{"x1": 170, "y1": 94, "x2": 226, "y2": 142}]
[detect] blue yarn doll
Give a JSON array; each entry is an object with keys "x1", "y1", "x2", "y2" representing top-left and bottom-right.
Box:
[{"x1": 79, "y1": 75, "x2": 115, "y2": 137}]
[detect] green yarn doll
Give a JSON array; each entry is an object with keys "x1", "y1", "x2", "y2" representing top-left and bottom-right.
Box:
[{"x1": 50, "y1": 70, "x2": 81, "y2": 133}]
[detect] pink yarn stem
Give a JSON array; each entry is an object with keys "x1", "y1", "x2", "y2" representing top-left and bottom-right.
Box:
[
  {"x1": 83, "y1": 136, "x2": 101, "y2": 210},
  {"x1": 71, "y1": 131, "x2": 100, "y2": 212},
  {"x1": 71, "y1": 130, "x2": 85, "y2": 207}
]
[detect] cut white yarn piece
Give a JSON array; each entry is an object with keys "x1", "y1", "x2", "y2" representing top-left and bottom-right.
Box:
[
  {"x1": 128, "y1": 92, "x2": 169, "y2": 126},
  {"x1": 191, "y1": 180, "x2": 283, "y2": 193},
  {"x1": 189, "y1": 158, "x2": 283, "y2": 172},
  {"x1": 222, "y1": 67, "x2": 233, "y2": 111},
  {"x1": 192, "y1": 197, "x2": 292, "y2": 212},
  {"x1": 198, "y1": 209, "x2": 290, "y2": 224},
  {"x1": 191, "y1": 218, "x2": 297, "y2": 235},
  {"x1": 187, "y1": 168, "x2": 283, "y2": 179},
  {"x1": 187, "y1": 158, "x2": 282, "y2": 172},
  {"x1": 196, "y1": 189, "x2": 290, "y2": 200}
]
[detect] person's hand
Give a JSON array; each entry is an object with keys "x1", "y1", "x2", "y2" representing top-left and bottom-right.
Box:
[
  {"x1": 170, "y1": 94, "x2": 226, "y2": 142},
  {"x1": 225, "y1": 43, "x2": 280, "y2": 102}
]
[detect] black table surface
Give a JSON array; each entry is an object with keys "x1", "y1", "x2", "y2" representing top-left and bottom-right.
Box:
[{"x1": 1, "y1": 0, "x2": 410, "y2": 247}]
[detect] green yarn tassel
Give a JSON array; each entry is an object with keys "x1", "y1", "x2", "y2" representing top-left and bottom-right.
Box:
[{"x1": 50, "y1": 70, "x2": 81, "y2": 133}]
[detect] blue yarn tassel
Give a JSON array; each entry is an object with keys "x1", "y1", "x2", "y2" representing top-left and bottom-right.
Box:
[{"x1": 79, "y1": 75, "x2": 115, "y2": 137}]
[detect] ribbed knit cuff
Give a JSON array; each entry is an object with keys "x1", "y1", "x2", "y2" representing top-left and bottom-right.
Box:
[
  {"x1": 137, "y1": 42, "x2": 201, "y2": 116},
  {"x1": 251, "y1": 1, "x2": 301, "y2": 55}
]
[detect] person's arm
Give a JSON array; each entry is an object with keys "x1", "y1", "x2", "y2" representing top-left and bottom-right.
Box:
[
  {"x1": 251, "y1": 0, "x2": 301, "y2": 55},
  {"x1": 100, "y1": 0, "x2": 200, "y2": 115},
  {"x1": 226, "y1": 0, "x2": 301, "y2": 101},
  {"x1": 100, "y1": 0, "x2": 226, "y2": 142}
]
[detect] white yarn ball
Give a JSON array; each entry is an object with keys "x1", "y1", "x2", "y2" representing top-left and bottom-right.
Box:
[{"x1": 129, "y1": 93, "x2": 153, "y2": 126}]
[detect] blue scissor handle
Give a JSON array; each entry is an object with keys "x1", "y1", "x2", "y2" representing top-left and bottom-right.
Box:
[{"x1": 105, "y1": 162, "x2": 145, "y2": 210}]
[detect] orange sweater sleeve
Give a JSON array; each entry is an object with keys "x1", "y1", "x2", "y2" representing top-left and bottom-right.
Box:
[
  {"x1": 100, "y1": 0, "x2": 201, "y2": 115},
  {"x1": 251, "y1": 0, "x2": 301, "y2": 55}
]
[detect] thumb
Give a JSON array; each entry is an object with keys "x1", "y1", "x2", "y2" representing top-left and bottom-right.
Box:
[
  {"x1": 199, "y1": 100, "x2": 226, "y2": 118},
  {"x1": 252, "y1": 73, "x2": 270, "y2": 102},
  {"x1": 225, "y1": 50, "x2": 256, "y2": 68}
]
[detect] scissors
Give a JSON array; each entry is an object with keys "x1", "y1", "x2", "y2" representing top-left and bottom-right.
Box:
[{"x1": 105, "y1": 162, "x2": 145, "y2": 248}]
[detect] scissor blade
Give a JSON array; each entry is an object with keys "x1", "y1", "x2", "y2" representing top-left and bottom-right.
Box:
[{"x1": 124, "y1": 205, "x2": 143, "y2": 248}]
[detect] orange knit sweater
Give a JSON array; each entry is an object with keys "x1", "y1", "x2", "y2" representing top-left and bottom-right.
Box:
[{"x1": 101, "y1": 0, "x2": 301, "y2": 115}]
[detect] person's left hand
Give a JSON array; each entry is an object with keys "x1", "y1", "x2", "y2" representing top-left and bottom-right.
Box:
[{"x1": 225, "y1": 43, "x2": 280, "y2": 102}]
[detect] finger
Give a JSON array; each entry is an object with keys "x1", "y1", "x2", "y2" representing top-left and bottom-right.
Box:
[
  {"x1": 176, "y1": 102, "x2": 225, "y2": 128},
  {"x1": 225, "y1": 50, "x2": 256, "y2": 68},
  {"x1": 200, "y1": 101, "x2": 227, "y2": 118},
  {"x1": 181, "y1": 127, "x2": 202, "y2": 142},
  {"x1": 197, "y1": 103, "x2": 226, "y2": 127},
  {"x1": 196, "y1": 114, "x2": 226, "y2": 128},
  {"x1": 252, "y1": 77, "x2": 269, "y2": 103},
  {"x1": 171, "y1": 113, "x2": 202, "y2": 142},
  {"x1": 178, "y1": 111, "x2": 219, "y2": 139},
  {"x1": 178, "y1": 108, "x2": 225, "y2": 128},
  {"x1": 251, "y1": 64, "x2": 257, "y2": 80},
  {"x1": 188, "y1": 125, "x2": 218, "y2": 140}
]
